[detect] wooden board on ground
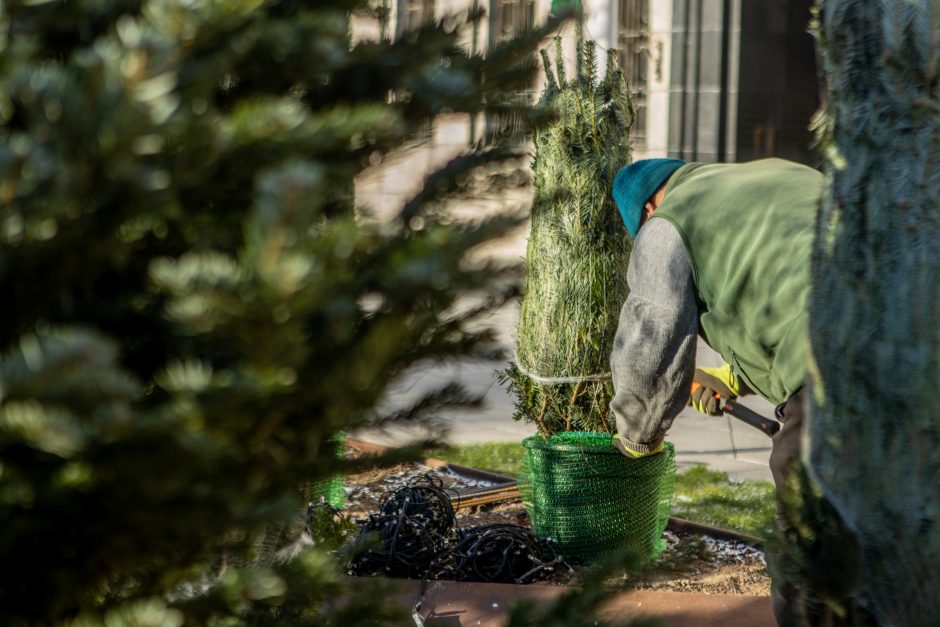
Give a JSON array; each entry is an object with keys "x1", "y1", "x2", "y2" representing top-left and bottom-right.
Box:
[{"x1": 378, "y1": 579, "x2": 775, "y2": 627}]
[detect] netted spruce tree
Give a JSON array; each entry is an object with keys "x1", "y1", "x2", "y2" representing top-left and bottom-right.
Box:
[
  {"x1": 503, "y1": 34, "x2": 635, "y2": 434},
  {"x1": 775, "y1": 1, "x2": 940, "y2": 624},
  {"x1": 0, "y1": 1, "x2": 560, "y2": 624}
]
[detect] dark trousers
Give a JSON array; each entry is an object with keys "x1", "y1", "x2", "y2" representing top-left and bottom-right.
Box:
[
  {"x1": 768, "y1": 386, "x2": 808, "y2": 627},
  {"x1": 769, "y1": 386, "x2": 806, "y2": 499}
]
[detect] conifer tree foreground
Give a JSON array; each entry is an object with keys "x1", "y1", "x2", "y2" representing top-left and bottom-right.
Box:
[
  {"x1": 503, "y1": 35, "x2": 634, "y2": 434},
  {"x1": 0, "y1": 1, "x2": 559, "y2": 624},
  {"x1": 788, "y1": 1, "x2": 940, "y2": 623}
]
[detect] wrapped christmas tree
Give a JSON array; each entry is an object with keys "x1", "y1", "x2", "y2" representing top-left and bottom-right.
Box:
[{"x1": 503, "y1": 33, "x2": 634, "y2": 435}]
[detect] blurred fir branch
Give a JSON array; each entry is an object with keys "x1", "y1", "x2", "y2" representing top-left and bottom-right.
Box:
[{"x1": 0, "y1": 0, "x2": 567, "y2": 623}]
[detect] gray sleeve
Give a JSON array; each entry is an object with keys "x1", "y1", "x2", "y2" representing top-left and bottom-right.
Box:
[{"x1": 609, "y1": 217, "x2": 698, "y2": 454}]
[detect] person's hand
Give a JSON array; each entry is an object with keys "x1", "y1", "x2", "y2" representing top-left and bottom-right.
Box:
[
  {"x1": 689, "y1": 364, "x2": 740, "y2": 416},
  {"x1": 612, "y1": 433, "x2": 664, "y2": 458}
]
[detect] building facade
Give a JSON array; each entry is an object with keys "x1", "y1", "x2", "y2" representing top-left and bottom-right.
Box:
[
  {"x1": 356, "y1": 0, "x2": 820, "y2": 228},
  {"x1": 572, "y1": 0, "x2": 821, "y2": 164},
  {"x1": 375, "y1": 0, "x2": 820, "y2": 164}
]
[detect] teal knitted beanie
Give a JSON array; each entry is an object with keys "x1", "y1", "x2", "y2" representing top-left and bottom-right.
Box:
[{"x1": 612, "y1": 159, "x2": 685, "y2": 237}]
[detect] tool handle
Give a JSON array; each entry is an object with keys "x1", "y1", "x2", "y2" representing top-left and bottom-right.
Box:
[
  {"x1": 690, "y1": 380, "x2": 780, "y2": 437},
  {"x1": 723, "y1": 399, "x2": 780, "y2": 437}
]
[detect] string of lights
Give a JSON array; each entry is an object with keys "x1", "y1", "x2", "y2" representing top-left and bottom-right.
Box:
[{"x1": 346, "y1": 473, "x2": 567, "y2": 584}]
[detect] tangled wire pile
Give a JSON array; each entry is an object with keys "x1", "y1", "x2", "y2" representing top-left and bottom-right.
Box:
[
  {"x1": 347, "y1": 474, "x2": 568, "y2": 584},
  {"x1": 348, "y1": 474, "x2": 456, "y2": 578},
  {"x1": 429, "y1": 523, "x2": 565, "y2": 584}
]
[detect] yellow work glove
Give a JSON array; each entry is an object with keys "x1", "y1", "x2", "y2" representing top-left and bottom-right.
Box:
[
  {"x1": 689, "y1": 364, "x2": 740, "y2": 416},
  {"x1": 612, "y1": 433, "x2": 664, "y2": 459}
]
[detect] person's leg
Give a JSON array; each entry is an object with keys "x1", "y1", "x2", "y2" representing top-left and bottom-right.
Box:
[
  {"x1": 769, "y1": 387, "x2": 805, "y2": 498},
  {"x1": 768, "y1": 386, "x2": 807, "y2": 627}
]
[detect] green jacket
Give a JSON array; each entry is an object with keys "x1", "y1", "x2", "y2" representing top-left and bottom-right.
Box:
[{"x1": 654, "y1": 158, "x2": 823, "y2": 404}]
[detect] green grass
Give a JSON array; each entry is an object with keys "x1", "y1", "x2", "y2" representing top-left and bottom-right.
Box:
[
  {"x1": 669, "y1": 465, "x2": 775, "y2": 539},
  {"x1": 429, "y1": 442, "x2": 775, "y2": 539},
  {"x1": 428, "y1": 442, "x2": 525, "y2": 477}
]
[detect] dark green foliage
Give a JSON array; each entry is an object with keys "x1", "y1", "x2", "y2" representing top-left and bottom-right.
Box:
[
  {"x1": 306, "y1": 504, "x2": 358, "y2": 552},
  {"x1": 802, "y1": 0, "x2": 940, "y2": 623},
  {"x1": 503, "y1": 33, "x2": 635, "y2": 435},
  {"x1": 0, "y1": 1, "x2": 560, "y2": 624}
]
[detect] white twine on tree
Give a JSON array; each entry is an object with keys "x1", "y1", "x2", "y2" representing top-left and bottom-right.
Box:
[{"x1": 512, "y1": 351, "x2": 612, "y2": 385}]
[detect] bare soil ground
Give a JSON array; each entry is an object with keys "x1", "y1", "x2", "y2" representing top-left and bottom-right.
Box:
[{"x1": 343, "y1": 461, "x2": 771, "y2": 596}]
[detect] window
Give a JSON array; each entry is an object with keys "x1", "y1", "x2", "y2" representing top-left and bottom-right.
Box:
[
  {"x1": 397, "y1": 0, "x2": 434, "y2": 35},
  {"x1": 617, "y1": 0, "x2": 649, "y2": 147}
]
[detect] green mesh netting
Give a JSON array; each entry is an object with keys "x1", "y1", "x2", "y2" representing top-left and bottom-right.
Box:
[
  {"x1": 520, "y1": 432, "x2": 675, "y2": 564},
  {"x1": 307, "y1": 475, "x2": 345, "y2": 509},
  {"x1": 306, "y1": 433, "x2": 346, "y2": 508}
]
